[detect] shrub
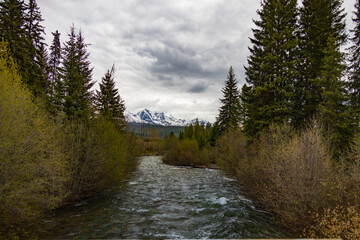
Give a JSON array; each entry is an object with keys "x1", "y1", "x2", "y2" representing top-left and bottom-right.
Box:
[
  {"x1": 305, "y1": 206, "x2": 360, "y2": 240},
  {"x1": 0, "y1": 41, "x2": 68, "y2": 235}
]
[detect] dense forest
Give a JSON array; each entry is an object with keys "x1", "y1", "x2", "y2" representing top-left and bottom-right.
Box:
[
  {"x1": 0, "y1": 0, "x2": 140, "y2": 238},
  {"x1": 2, "y1": 0, "x2": 360, "y2": 239}
]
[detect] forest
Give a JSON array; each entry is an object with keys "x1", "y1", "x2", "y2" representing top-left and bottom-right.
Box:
[{"x1": 1, "y1": 0, "x2": 360, "y2": 239}]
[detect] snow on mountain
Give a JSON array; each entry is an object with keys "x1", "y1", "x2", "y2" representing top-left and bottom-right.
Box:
[{"x1": 125, "y1": 109, "x2": 208, "y2": 127}]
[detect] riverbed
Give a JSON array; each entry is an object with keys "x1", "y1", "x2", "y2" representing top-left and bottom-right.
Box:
[{"x1": 38, "y1": 156, "x2": 288, "y2": 239}]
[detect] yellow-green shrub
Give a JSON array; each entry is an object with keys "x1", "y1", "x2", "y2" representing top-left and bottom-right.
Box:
[
  {"x1": 162, "y1": 135, "x2": 210, "y2": 167},
  {"x1": 0, "y1": 41, "x2": 68, "y2": 234},
  {"x1": 214, "y1": 129, "x2": 247, "y2": 176},
  {"x1": 305, "y1": 206, "x2": 360, "y2": 239},
  {"x1": 63, "y1": 118, "x2": 139, "y2": 200}
]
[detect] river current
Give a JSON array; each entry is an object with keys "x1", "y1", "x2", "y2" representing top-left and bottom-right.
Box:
[{"x1": 38, "y1": 156, "x2": 288, "y2": 239}]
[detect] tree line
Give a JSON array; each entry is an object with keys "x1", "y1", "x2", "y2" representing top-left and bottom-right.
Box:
[
  {"x1": 214, "y1": 0, "x2": 360, "y2": 156},
  {"x1": 0, "y1": 0, "x2": 139, "y2": 238}
]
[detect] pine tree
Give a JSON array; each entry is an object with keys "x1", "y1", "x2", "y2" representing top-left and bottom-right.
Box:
[
  {"x1": 297, "y1": 0, "x2": 347, "y2": 124},
  {"x1": 95, "y1": 64, "x2": 126, "y2": 128},
  {"x1": 349, "y1": 0, "x2": 360, "y2": 127},
  {"x1": 61, "y1": 26, "x2": 94, "y2": 119},
  {"x1": 215, "y1": 66, "x2": 241, "y2": 135},
  {"x1": 243, "y1": 0, "x2": 298, "y2": 137}
]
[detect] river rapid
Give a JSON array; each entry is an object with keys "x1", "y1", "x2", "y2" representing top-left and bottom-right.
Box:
[{"x1": 38, "y1": 156, "x2": 288, "y2": 239}]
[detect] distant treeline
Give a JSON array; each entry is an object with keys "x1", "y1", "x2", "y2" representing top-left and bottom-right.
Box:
[{"x1": 129, "y1": 123, "x2": 184, "y2": 139}]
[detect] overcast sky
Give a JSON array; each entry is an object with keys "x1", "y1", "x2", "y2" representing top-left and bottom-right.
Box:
[{"x1": 37, "y1": 0, "x2": 356, "y2": 122}]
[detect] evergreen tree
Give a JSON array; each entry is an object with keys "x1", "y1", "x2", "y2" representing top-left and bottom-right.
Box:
[
  {"x1": 47, "y1": 30, "x2": 63, "y2": 115},
  {"x1": 318, "y1": 35, "x2": 350, "y2": 154},
  {"x1": 349, "y1": 0, "x2": 360, "y2": 127},
  {"x1": 95, "y1": 64, "x2": 126, "y2": 127},
  {"x1": 215, "y1": 66, "x2": 241, "y2": 135},
  {"x1": 297, "y1": 0, "x2": 347, "y2": 125},
  {"x1": 243, "y1": 0, "x2": 298, "y2": 137},
  {"x1": 23, "y1": 0, "x2": 47, "y2": 96},
  {"x1": 61, "y1": 26, "x2": 94, "y2": 119},
  {"x1": 0, "y1": 0, "x2": 29, "y2": 78},
  {"x1": 0, "y1": 0, "x2": 47, "y2": 96}
]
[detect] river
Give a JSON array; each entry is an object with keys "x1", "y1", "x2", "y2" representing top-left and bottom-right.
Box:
[{"x1": 38, "y1": 156, "x2": 288, "y2": 239}]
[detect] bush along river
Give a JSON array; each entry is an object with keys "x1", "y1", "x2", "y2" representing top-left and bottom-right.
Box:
[{"x1": 38, "y1": 156, "x2": 289, "y2": 239}]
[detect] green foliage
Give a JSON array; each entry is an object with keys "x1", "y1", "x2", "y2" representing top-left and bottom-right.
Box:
[
  {"x1": 47, "y1": 30, "x2": 63, "y2": 116},
  {"x1": 215, "y1": 66, "x2": 241, "y2": 136},
  {"x1": 0, "y1": 40, "x2": 68, "y2": 235},
  {"x1": 61, "y1": 25, "x2": 95, "y2": 120},
  {"x1": 162, "y1": 137, "x2": 210, "y2": 167},
  {"x1": 129, "y1": 123, "x2": 184, "y2": 139},
  {"x1": 243, "y1": 0, "x2": 298, "y2": 137},
  {"x1": 0, "y1": 0, "x2": 48, "y2": 97},
  {"x1": 349, "y1": 0, "x2": 360, "y2": 133},
  {"x1": 182, "y1": 120, "x2": 212, "y2": 149},
  {"x1": 318, "y1": 35, "x2": 352, "y2": 155},
  {"x1": 0, "y1": 40, "x2": 140, "y2": 238},
  {"x1": 297, "y1": 0, "x2": 347, "y2": 126},
  {"x1": 95, "y1": 64, "x2": 126, "y2": 129},
  {"x1": 63, "y1": 118, "x2": 139, "y2": 198}
]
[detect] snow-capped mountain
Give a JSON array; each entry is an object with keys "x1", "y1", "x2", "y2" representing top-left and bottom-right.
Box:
[{"x1": 126, "y1": 109, "x2": 207, "y2": 126}]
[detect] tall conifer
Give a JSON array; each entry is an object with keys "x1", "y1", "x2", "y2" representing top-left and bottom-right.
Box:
[
  {"x1": 215, "y1": 66, "x2": 241, "y2": 135},
  {"x1": 349, "y1": 0, "x2": 360, "y2": 126},
  {"x1": 95, "y1": 65, "x2": 126, "y2": 128},
  {"x1": 61, "y1": 26, "x2": 94, "y2": 119},
  {"x1": 47, "y1": 30, "x2": 63, "y2": 115},
  {"x1": 297, "y1": 0, "x2": 347, "y2": 124},
  {"x1": 243, "y1": 0, "x2": 298, "y2": 137},
  {"x1": 0, "y1": 0, "x2": 47, "y2": 96}
]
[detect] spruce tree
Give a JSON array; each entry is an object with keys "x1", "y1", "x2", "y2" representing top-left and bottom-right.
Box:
[
  {"x1": 215, "y1": 66, "x2": 241, "y2": 135},
  {"x1": 297, "y1": 0, "x2": 347, "y2": 124},
  {"x1": 23, "y1": 0, "x2": 47, "y2": 96},
  {"x1": 349, "y1": 0, "x2": 360, "y2": 127},
  {"x1": 0, "y1": 0, "x2": 29, "y2": 79},
  {"x1": 95, "y1": 64, "x2": 126, "y2": 128},
  {"x1": 47, "y1": 30, "x2": 63, "y2": 115},
  {"x1": 318, "y1": 35, "x2": 350, "y2": 154},
  {"x1": 61, "y1": 26, "x2": 94, "y2": 119},
  {"x1": 243, "y1": 0, "x2": 298, "y2": 137}
]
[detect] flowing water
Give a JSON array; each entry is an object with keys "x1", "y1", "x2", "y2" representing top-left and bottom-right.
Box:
[{"x1": 38, "y1": 156, "x2": 288, "y2": 239}]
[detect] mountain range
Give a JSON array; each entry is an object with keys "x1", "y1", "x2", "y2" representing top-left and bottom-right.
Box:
[{"x1": 125, "y1": 108, "x2": 207, "y2": 126}]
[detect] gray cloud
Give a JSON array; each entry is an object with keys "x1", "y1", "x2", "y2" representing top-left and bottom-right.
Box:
[
  {"x1": 37, "y1": 0, "x2": 356, "y2": 122},
  {"x1": 188, "y1": 83, "x2": 208, "y2": 93}
]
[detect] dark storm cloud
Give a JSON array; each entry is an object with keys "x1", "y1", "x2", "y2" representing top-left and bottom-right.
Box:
[
  {"x1": 137, "y1": 41, "x2": 223, "y2": 81},
  {"x1": 188, "y1": 83, "x2": 208, "y2": 93}
]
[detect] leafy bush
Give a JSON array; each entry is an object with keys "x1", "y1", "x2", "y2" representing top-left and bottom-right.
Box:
[
  {"x1": 162, "y1": 135, "x2": 210, "y2": 167},
  {"x1": 0, "y1": 41, "x2": 68, "y2": 234}
]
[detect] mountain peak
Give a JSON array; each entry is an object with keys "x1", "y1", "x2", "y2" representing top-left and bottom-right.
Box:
[{"x1": 125, "y1": 109, "x2": 208, "y2": 127}]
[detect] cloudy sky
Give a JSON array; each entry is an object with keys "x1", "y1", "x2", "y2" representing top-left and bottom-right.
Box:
[{"x1": 37, "y1": 0, "x2": 356, "y2": 122}]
